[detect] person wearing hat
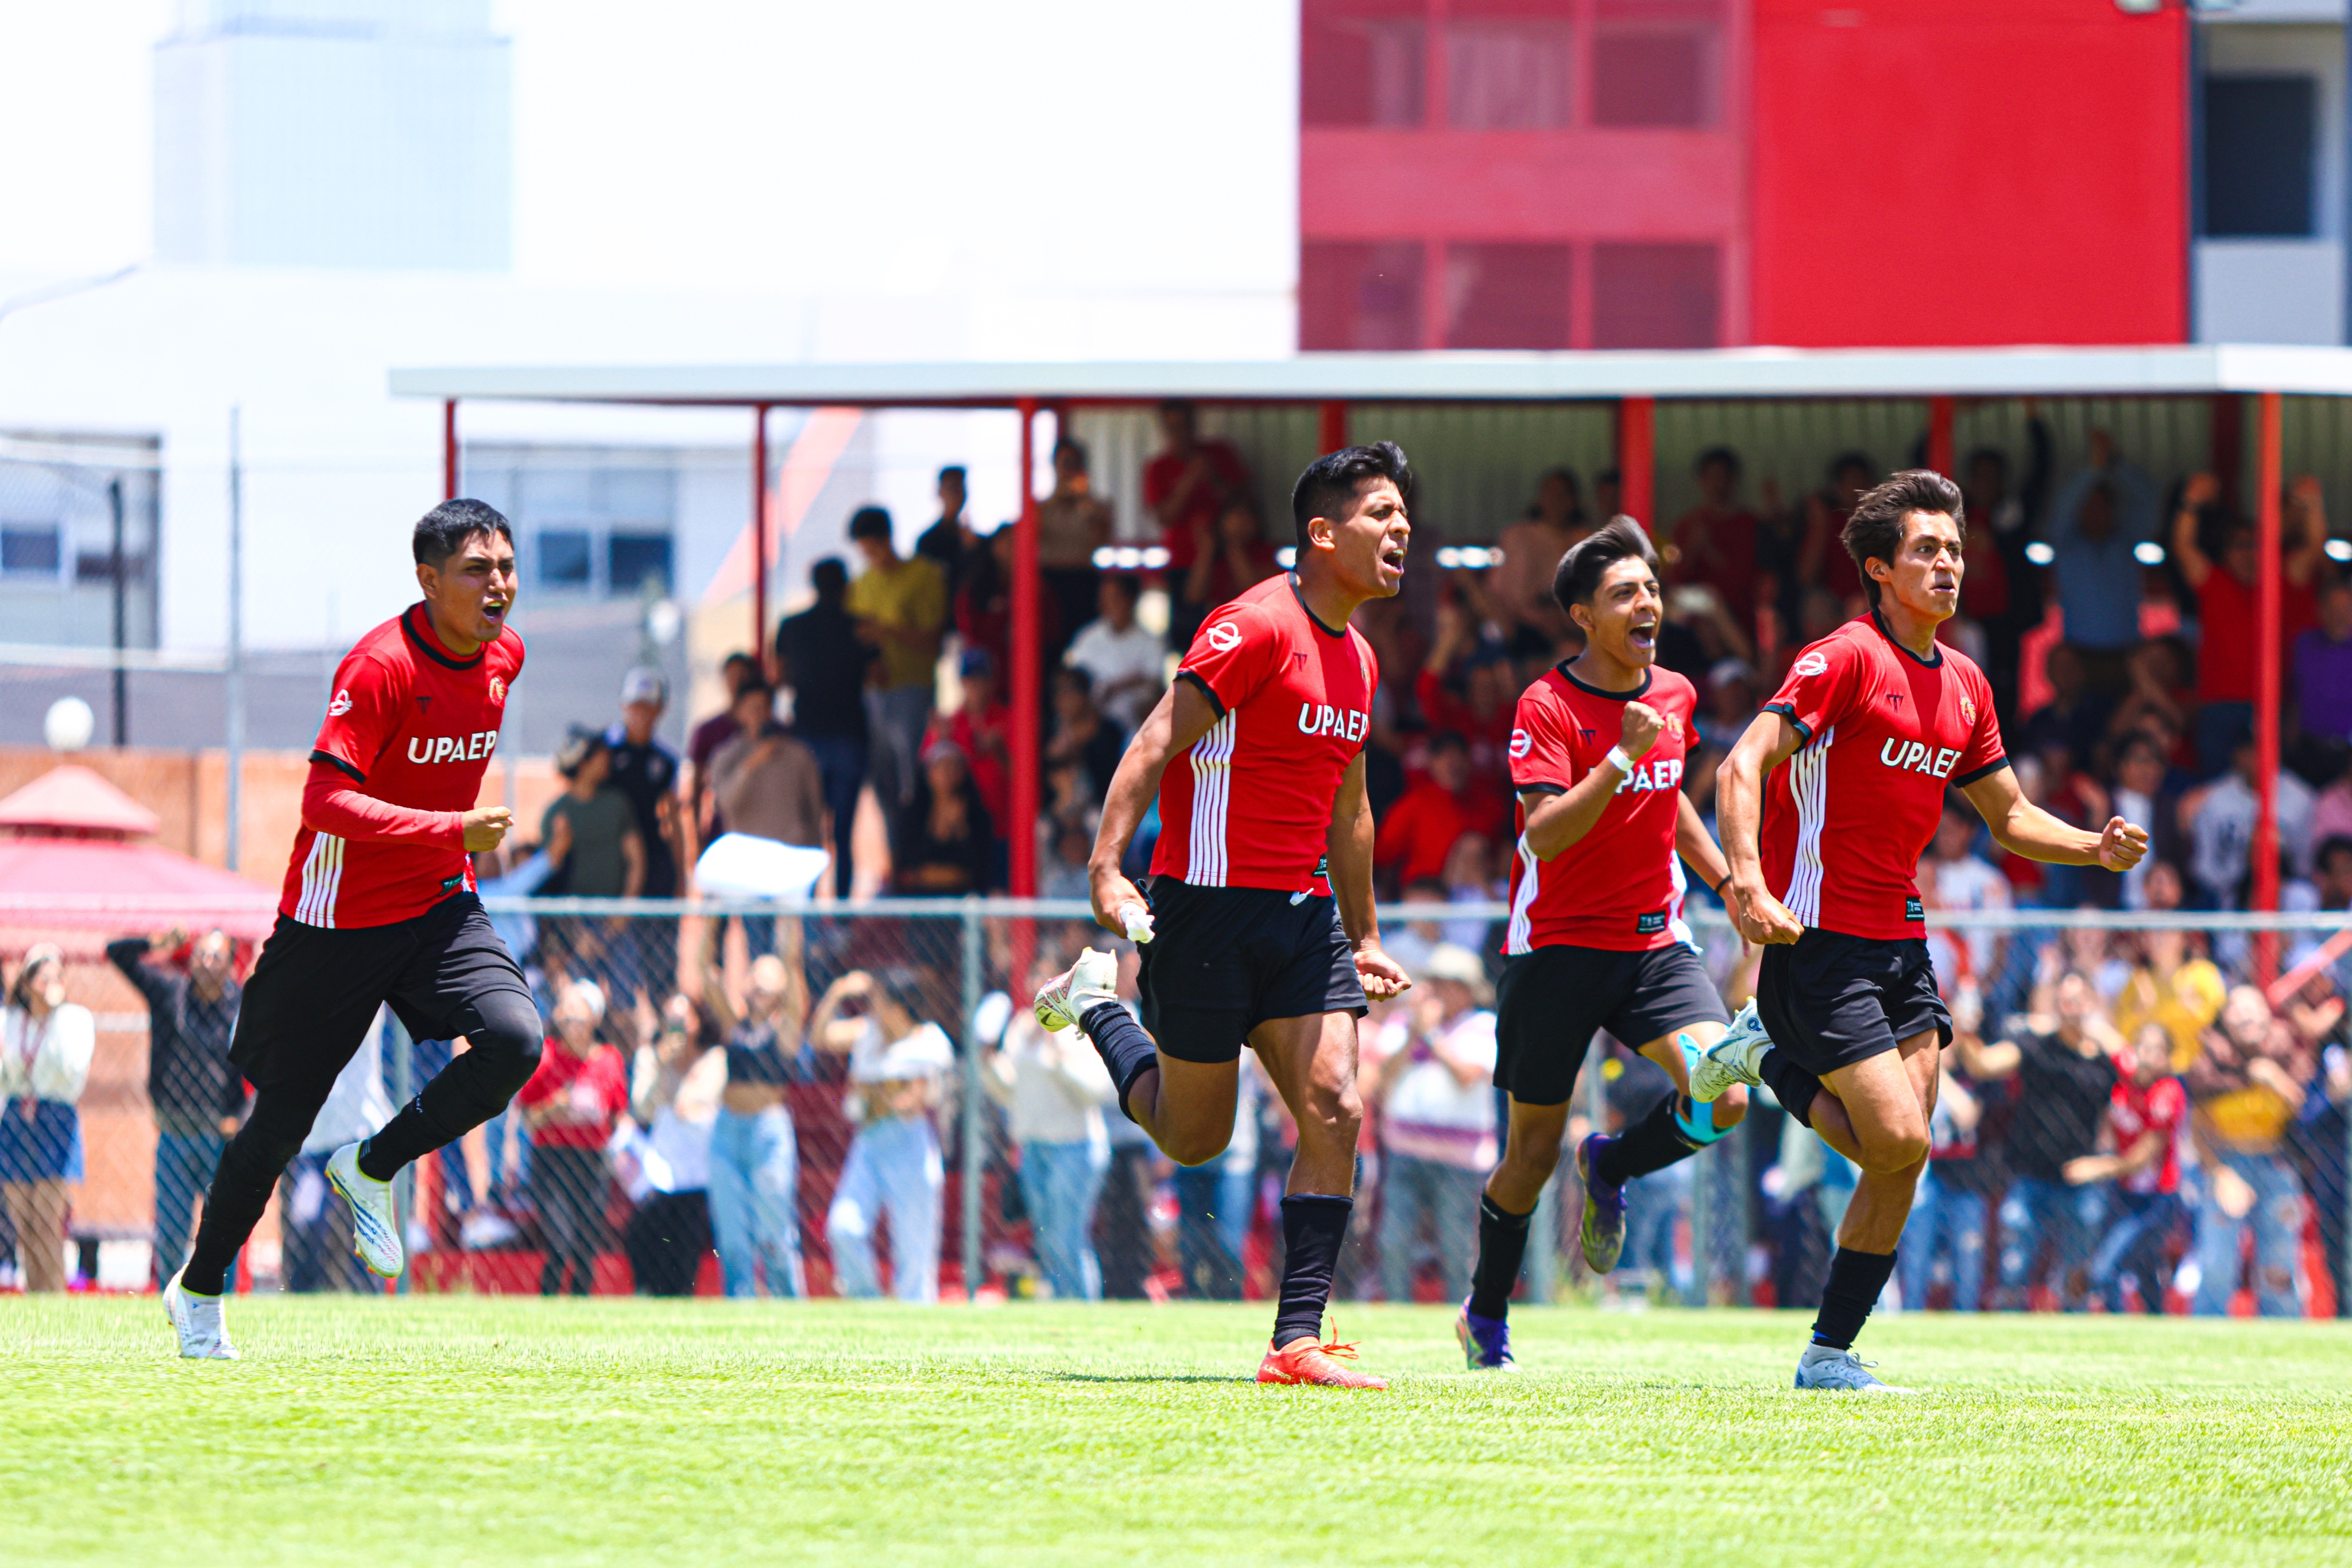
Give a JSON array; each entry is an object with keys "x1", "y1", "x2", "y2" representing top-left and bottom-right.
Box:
[
  {"x1": 1369, "y1": 943, "x2": 1498, "y2": 1306},
  {"x1": 604, "y1": 667, "x2": 684, "y2": 899},
  {"x1": 2, "y1": 944, "x2": 95, "y2": 1292}
]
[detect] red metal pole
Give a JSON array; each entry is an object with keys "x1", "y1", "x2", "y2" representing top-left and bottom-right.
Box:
[
  {"x1": 2254, "y1": 390, "x2": 2283, "y2": 982},
  {"x1": 442, "y1": 400, "x2": 458, "y2": 500},
  {"x1": 1319, "y1": 400, "x2": 1348, "y2": 455},
  {"x1": 1928, "y1": 396, "x2": 1955, "y2": 477},
  {"x1": 1617, "y1": 396, "x2": 1655, "y2": 524},
  {"x1": 752, "y1": 405, "x2": 770, "y2": 670},
  {"x1": 1011, "y1": 399, "x2": 1043, "y2": 896}
]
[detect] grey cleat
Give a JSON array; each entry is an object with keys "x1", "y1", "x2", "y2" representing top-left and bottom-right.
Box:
[
  {"x1": 1793, "y1": 1344, "x2": 1914, "y2": 1393},
  {"x1": 1690, "y1": 999, "x2": 1772, "y2": 1104}
]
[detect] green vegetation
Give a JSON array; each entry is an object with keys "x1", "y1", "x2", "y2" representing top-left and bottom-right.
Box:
[{"x1": 5, "y1": 1298, "x2": 2349, "y2": 1566}]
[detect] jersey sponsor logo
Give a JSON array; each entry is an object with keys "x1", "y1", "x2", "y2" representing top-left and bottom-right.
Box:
[
  {"x1": 1612, "y1": 757, "x2": 1684, "y2": 794},
  {"x1": 1508, "y1": 729, "x2": 1531, "y2": 760},
  {"x1": 1204, "y1": 620, "x2": 1243, "y2": 652},
  {"x1": 407, "y1": 730, "x2": 502, "y2": 765},
  {"x1": 327, "y1": 687, "x2": 354, "y2": 717},
  {"x1": 1793, "y1": 652, "x2": 1829, "y2": 677},
  {"x1": 1296, "y1": 703, "x2": 1368, "y2": 743},
  {"x1": 1879, "y1": 738, "x2": 1960, "y2": 778}
]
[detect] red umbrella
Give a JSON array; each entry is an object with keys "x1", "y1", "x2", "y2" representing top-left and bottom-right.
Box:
[{"x1": 0, "y1": 764, "x2": 277, "y2": 940}]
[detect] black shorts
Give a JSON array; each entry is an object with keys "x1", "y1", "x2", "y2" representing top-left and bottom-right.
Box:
[
  {"x1": 1756, "y1": 928, "x2": 1951, "y2": 1079},
  {"x1": 230, "y1": 894, "x2": 535, "y2": 1104},
  {"x1": 1494, "y1": 941, "x2": 1728, "y2": 1107},
  {"x1": 1135, "y1": 876, "x2": 1365, "y2": 1064}
]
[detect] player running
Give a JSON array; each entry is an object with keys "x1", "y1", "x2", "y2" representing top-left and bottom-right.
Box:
[
  {"x1": 1456, "y1": 518, "x2": 1765, "y2": 1372},
  {"x1": 164, "y1": 500, "x2": 541, "y2": 1358},
  {"x1": 1700, "y1": 471, "x2": 2146, "y2": 1392},
  {"x1": 1033, "y1": 443, "x2": 1414, "y2": 1389}
]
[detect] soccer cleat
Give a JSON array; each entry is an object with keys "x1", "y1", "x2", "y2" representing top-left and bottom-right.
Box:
[
  {"x1": 1793, "y1": 1345, "x2": 1916, "y2": 1394},
  {"x1": 1689, "y1": 999, "x2": 1772, "y2": 1104},
  {"x1": 1456, "y1": 1302, "x2": 1518, "y2": 1372},
  {"x1": 327, "y1": 1141, "x2": 404, "y2": 1278},
  {"x1": 163, "y1": 1270, "x2": 238, "y2": 1360},
  {"x1": 1574, "y1": 1133, "x2": 1627, "y2": 1275},
  {"x1": 1033, "y1": 947, "x2": 1120, "y2": 1033},
  {"x1": 1257, "y1": 1335, "x2": 1389, "y2": 1390}
]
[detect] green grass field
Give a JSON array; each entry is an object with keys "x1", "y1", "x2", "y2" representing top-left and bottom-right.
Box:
[{"x1": 6, "y1": 1297, "x2": 2350, "y2": 1567}]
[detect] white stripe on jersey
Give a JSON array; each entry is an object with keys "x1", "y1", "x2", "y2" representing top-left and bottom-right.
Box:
[
  {"x1": 1186, "y1": 713, "x2": 1236, "y2": 887},
  {"x1": 296, "y1": 832, "x2": 344, "y2": 928},
  {"x1": 1666, "y1": 852, "x2": 1698, "y2": 951},
  {"x1": 1504, "y1": 835, "x2": 1540, "y2": 956},
  {"x1": 1784, "y1": 724, "x2": 1833, "y2": 927}
]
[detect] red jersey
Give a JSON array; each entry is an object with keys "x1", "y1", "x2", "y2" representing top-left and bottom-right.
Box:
[
  {"x1": 281, "y1": 605, "x2": 525, "y2": 929},
  {"x1": 1151, "y1": 575, "x2": 1378, "y2": 893},
  {"x1": 1503, "y1": 664, "x2": 1700, "y2": 954},
  {"x1": 1759, "y1": 613, "x2": 2005, "y2": 942},
  {"x1": 2107, "y1": 1074, "x2": 2187, "y2": 1196},
  {"x1": 516, "y1": 1040, "x2": 629, "y2": 1150},
  {"x1": 2196, "y1": 570, "x2": 2316, "y2": 703}
]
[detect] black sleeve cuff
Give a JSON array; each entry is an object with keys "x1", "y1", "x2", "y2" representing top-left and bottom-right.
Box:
[
  {"x1": 309, "y1": 749, "x2": 365, "y2": 783},
  {"x1": 1761, "y1": 703, "x2": 1812, "y2": 744},
  {"x1": 1515, "y1": 782, "x2": 1568, "y2": 799},
  {"x1": 1952, "y1": 755, "x2": 2010, "y2": 788},
  {"x1": 1176, "y1": 669, "x2": 1227, "y2": 721}
]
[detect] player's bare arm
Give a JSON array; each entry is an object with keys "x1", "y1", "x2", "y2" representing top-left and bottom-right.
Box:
[
  {"x1": 1959, "y1": 765, "x2": 2148, "y2": 871},
  {"x1": 1326, "y1": 752, "x2": 1408, "y2": 999},
  {"x1": 1085, "y1": 676, "x2": 1221, "y2": 935},
  {"x1": 1716, "y1": 711, "x2": 1807, "y2": 946}
]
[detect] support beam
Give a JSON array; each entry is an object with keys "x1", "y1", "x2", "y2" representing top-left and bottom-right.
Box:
[
  {"x1": 2254, "y1": 389, "x2": 2283, "y2": 981},
  {"x1": 1928, "y1": 395, "x2": 1955, "y2": 477},
  {"x1": 1616, "y1": 396, "x2": 1655, "y2": 525},
  {"x1": 752, "y1": 404, "x2": 771, "y2": 671},
  {"x1": 442, "y1": 399, "x2": 458, "y2": 500},
  {"x1": 1011, "y1": 398, "x2": 1043, "y2": 896},
  {"x1": 1319, "y1": 400, "x2": 1348, "y2": 455}
]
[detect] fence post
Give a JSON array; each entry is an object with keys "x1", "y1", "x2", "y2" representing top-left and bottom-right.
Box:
[
  {"x1": 389, "y1": 1012, "x2": 413, "y2": 1296},
  {"x1": 960, "y1": 899, "x2": 985, "y2": 1302},
  {"x1": 1529, "y1": 1159, "x2": 1557, "y2": 1304}
]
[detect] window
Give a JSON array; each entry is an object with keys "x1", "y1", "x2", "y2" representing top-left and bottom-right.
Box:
[
  {"x1": 1445, "y1": 244, "x2": 1572, "y2": 348},
  {"x1": 1591, "y1": 32, "x2": 1709, "y2": 127},
  {"x1": 537, "y1": 528, "x2": 593, "y2": 589},
  {"x1": 1448, "y1": 6, "x2": 1576, "y2": 130},
  {"x1": 607, "y1": 532, "x2": 674, "y2": 595},
  {"x1": 1592, "y1": 243, "x2": 1720, "y2": 348},
  {"x1": 1302, "y1": 0, "x2": 1426, "y2": 127},
  {"x1": 1301, "y1": 241, "x2": 1426, "y2": 350},
  {"x1": 2204, "y1": 75, "x2": 2316, "y2": 238},
  {"x1": 1, "y1": 523, "x2": 61, "y2": 578}
]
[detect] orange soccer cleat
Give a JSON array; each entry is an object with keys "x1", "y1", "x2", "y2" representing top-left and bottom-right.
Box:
[{"x1": 1255, "y1": 1335, "x2": 1389, "y2": 1390}]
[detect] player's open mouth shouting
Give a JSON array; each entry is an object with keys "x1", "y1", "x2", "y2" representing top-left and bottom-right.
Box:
[{"x1": 1626, "y1": 607, "x2": 1658, "y2": 655}]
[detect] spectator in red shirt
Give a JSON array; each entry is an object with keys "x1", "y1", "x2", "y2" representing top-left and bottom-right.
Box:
[
  {"x1": 1374, "y1": 733, "x2": 1503, "y2": 893},
  {"x1": 1182, "y1": 496, "x2": 1282, "y2": 616},
  {"x1": 1144, "y1": 399, "x2": 1251, "y2": 646},
  {"x1": 518, "y1": 979, "x2": 630, "y2": 1296},
  {"x1": 2172, "y1": 471, "x2": 2328, "y2": 776},
  {"x1": 1416, "y1": 596, "x2": 1518, "y2": 788},
  {"x1": 2076, "y1": 1023, "x2": 2188, "y2": 1314},
  {"x1": 1670, "y1": 446, "x2": 1760, "y2": 635},
  {"x1": 932, "y1": 648, "x2": 1009, "y2": 830}
]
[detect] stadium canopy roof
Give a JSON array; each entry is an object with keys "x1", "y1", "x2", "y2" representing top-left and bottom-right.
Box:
[{"x1": 390, "y1": 343, "x2": 2352, "y2": 406}]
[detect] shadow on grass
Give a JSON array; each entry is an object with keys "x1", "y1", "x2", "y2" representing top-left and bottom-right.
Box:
[{"x1": 1043, "y1": 1372, "x2": 1251, "y2": 1385}]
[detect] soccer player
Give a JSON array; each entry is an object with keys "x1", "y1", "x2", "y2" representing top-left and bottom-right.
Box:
[
  {"x1": 1455, "y1": 518, "x2": 1766, "y2": 1373},
  {"x1": 1033, "y1": 443, "x2": 1414, "y2": 1389},
  {"x1": 163, "y1": 500, "x2": 542, "y2": 1359},
  {"x1": 1699, "y1": 471, "x2": 2146, "y2": 1391}
]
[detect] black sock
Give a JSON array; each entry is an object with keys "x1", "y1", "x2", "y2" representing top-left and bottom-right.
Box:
[
  {"x1": 359, "y1": 1098, "x2": 441, "y2": 1180},
  {"x1": 1758, "y1": 1047, "x2": 1822, "y2": 1126},
  {"x1": 1810, "y1": 1246, "x2": 1898, "y2": 1350},
  {"x1": 1080, "y1": 1002, "x2": 1160, "y2": 1118},
  {"x1": 1272, "y1": 1194, "x2": 1352, "y2": 1349},
  {"x1": 1465, "y1": 1193, "x2": 1531, "y2": 1319},
  {"x1": 1592, "y1": 1094, "x2": 1703, "y2": 1186}
]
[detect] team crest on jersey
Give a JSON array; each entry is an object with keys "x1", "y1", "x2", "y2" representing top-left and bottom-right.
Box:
[
  {"x1": 327, "y1": 687, "x2": 353, "y2": 717},
  {"x1": 489, "y1": 676, "x2": 507, "y2": 704},
  {"x1": 1793, "y1": 652, "x2": 1828, "y2": 677},
  {"x1": 1204, "y1": 620, "x2": 1242, "y2": 652},
  {"x1": 1664, "y1": 713, "x2": 1684, "y2": 738},
  {"x1": 1508, "y1": 729, "x2": 1531, "y2": 760},
  {"x1": 1959, "y1": 694, "x2": 1976, "y2": 724}
]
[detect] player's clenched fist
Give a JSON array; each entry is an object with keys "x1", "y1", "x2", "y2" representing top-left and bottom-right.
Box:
[
  {"x1": 1619, "y1": 700, "x2": 1665, "y2": 761},
  {"x1": 1728, "y1": 877, "x2": 1805, "y2": 946},
  {"x1": 462, "y1": 806, "x2": 512, "y2": 851},
  {"x1": 2095, "y1": 815, "x2": 2149, "y2": 873}
]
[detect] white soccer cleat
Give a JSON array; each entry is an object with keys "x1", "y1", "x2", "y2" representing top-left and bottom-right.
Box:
[
  {"x1": 1034, "y1": 948, "x2": 1121, "y2": 1033},
  {"x1": 327, "y1": 1140, "x2": 404, "y2": 1278},
  {"x1": 1793, "y1": 1344, "x2": 1914, "y2": 1393},
  {"x1": 164, "y1": 1270, "x2": 239, "y2": 1360},
  {"x1": 1689, "y1": 1000, "x2": 1772, "y2": 1104}
]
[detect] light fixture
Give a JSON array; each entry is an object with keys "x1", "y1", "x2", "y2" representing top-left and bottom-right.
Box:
[
  {"x1": 2024, "y1": 541, "x2": 2056, "y2": 566},
  {"x1": 2133, "y1": 541, "x2": 2166, "y2": 566},
  {"x1": 2326, "y1": 538, "x2": 2352, "y2": 563},
  {"x1": 1275, "y1": 547, "x2": 1297, "y2": 569}
]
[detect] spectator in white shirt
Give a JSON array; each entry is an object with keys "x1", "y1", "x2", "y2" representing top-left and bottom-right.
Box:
[
  {"x1": 1371, "y1": 944, "x2": 1499, "y2": 1303},
  {"x1": 1922, "y1": 798, "x2": 2012, "y2": 988},
  {"x1": 2, "y1": 946, "x2": 94, "y2": 1293},
  {"x1": 987, "y1": 956, "x2": 1118, "y2": 1299},
  {"x1": 813, "y1": 968, "x2": 956, "y2": 1302},
  {"x1": 1062, "y1": 574, "x2": 1165, "y2": 731}
]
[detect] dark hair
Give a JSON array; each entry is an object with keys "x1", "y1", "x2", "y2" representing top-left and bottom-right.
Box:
[
  {"x1": 554, "y1": 725, "x2": 608, "y2": 780},
  {"x1": 413, "y1": 498, "x2": 513, "y2": 567},
  {"x1": 1055, "y1": 664, "x2": 1094, "y2": 695},
  {"x1": 810, "y1": 556, "x2": 849, "y2": 598},
  {"x1": 1426, "y1": 730, "x2": 1467, "y2": 756},
  {"x1": 848, "y1": 506, "x2": 893, "y2": 543},
  {"x1": 1158, "y1": 398, "x2": 1196, "y2": 420},
  {"x1": 1695, "y1": 445, "x2": 1742, "y2": 478},
  {"x1": 1830, "y1": 451, "x2": 1876, "y2": 482},
  {"x1": 870, "y1": 966, "x2": 931, "y2": 1024},
  {"x1": 721, "y1": 651, "x2": 759, "y2": 673},
  {"x1": 733, "y1": 679, "x2": 775, "y2": 705},
  {"x1": 1290, "y1": 441, "x2": 1411, "y2": 552},
  {"x1": 1552, "y1": 516, "x2": 1661, "y2": 613},
  {"x1": 2317, "y1": 835, "x2": 2352, "y2": 873},
  {"x1": 1842, "y1": 470, "x2": 1965, "y2": 609},
  {"x1": 1966, "y1": 446, "x2": 2009, "y2": 475},
  {"x1": 1101, "y1": 572, "x2": 1142, "y2": 603},
  {"x1": 938, "y1": 466, "x2": 966, "y2": 487},
  {"x1": 1054, "y1": 437, "x2": 1089, "y2": 469}
]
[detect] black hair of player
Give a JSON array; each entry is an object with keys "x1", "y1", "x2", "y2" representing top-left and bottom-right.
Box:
[
  {"x1": 412, "y1": 498, "x2": 513, "y2": 567},
  {"x1": 1291, "y1": 441, "x2": 1411, "y2": 553},
  {"x1": 810, "y1": 556, "x2": 850, "y2": 599},
  {"x1": 1551, "y1": 516, "x2": 1661, "y2": 613},
  {"x1": 848, "y1": 506, "x2": 893, "y2": 543},
  {"x1": 1843, "y1": 470, "x2": 1966, "y2": 610}
]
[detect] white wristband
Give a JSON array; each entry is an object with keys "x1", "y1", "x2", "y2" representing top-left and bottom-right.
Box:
[{"x1": 1604, "y1": 745, "x2": 1635, "y2": 776}]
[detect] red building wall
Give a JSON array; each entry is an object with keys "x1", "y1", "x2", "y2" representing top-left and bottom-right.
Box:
[{"x1": 1749, "y1": 0, "x2": 2188, "y2": 346}]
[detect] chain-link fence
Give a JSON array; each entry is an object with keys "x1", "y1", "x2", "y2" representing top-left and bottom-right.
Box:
[{"x1": 3, "y1": 899, "x2": 2347, "y2": 1318}]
